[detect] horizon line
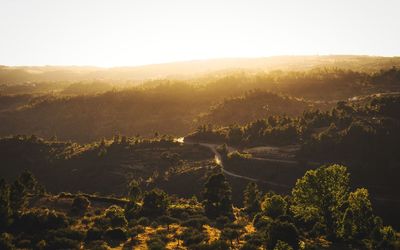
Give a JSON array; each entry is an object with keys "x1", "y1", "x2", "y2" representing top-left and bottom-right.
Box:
[{"x1": 1, "y1": 54, "x2": 400, "y2": 69}]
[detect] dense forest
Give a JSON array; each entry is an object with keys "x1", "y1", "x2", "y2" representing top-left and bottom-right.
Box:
[
  {"x1": 1, "y1": 64, "x2": 400, "y2": 142},
  {"x1": 1, "y1": 56, "x2": 400, "y2": 249}
]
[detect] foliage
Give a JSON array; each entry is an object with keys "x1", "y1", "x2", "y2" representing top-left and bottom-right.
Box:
[
  {"x1": 202, "y1": 173, "x2": 234, "y2": 219},
  {"x1": 262, "y1": 194, "x2": 287, "y2": 219},
  {"x1": 291, "y1": 164, "x2": 349, "y2": 237},
  {"x1": 243, "y1": 182, "x2": 262, "y2": 216},
  {"x1": 266, "y1": 221, "x2": 299, "y2": 250},
  {"x1": 141, "y1": 189, "x2": 169, "y2": 217},
  {"x1": 71, "y1": 196, "x2": 90, "y2": 215}
]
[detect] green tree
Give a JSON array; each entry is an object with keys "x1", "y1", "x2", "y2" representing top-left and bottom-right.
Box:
[
  {"x1": 243, "y1": 182, "x2": 261, "y2": 216},
  {"x1": 340, "y1": 188, "x2": 374, "y2": 240},
  {"x1": 262, "y1": 194, "x2": 287, "y2": 219},
  {"x1": 291, "y1": 164, "x2": 349, "y2": 237},
  {"x1": 203, "y1": 173, "x2": 233, "y2": 219},
  {"x1": 266, "y1": 221, "x2": 299, "y2": 250}
]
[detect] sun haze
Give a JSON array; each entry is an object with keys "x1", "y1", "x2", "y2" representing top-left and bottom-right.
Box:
[{"x1": 0, "y1": 0, "x2": 399, "y2": 67}]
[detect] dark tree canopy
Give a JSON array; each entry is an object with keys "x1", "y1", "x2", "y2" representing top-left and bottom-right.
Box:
[{"x1": 203, "y1": 172, "x2": 233, "y2": 219}]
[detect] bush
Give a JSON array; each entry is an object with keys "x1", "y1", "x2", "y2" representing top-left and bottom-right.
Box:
[
  {"x1": 141, "y1": 189, "x2": 169, "y2": 217},
  {"x1": 14, "y1": 209, "x2": 69, "y2": 232},
  {"x1": 104, "y1": 227, "x2": 127, "y2": 242},
  {"x1": 266, "y1": 221, "x2": 299, "y2": 250},
  {"x1": 262, "y1": 195, "x2": 287, "y2": 219},
  {"x1": 181, "y1": 228, "x2": 208, "y2": 247},
  {"x1": 137, "y1": 217, "x2": 150, "y2": 226},
  {"x1": 147, "y1": 236, "x2": 166, "y2": 250},
  {"x1": 0, "y1": 233, "x2": 14, "y2": 250},
  {"x1": 48, "y1": 228, "x2": 85, "y2": 241},
  {"x1": 15, "y1": 239, "x2": 32, "y2": 249},
  {"x1": 85, "y1": 240, "x2": 109, "y2": 250},
  {"x1": 181, "y1": 216, "x2": 209, "y2": 229},
  {"x1": 86, "y1": 227, "x2": 103, "y2": 241},
  {"x1": 71, "y1": 196, "x2": 90, "y2": 215},
  {"x1": 46, "y1": 237, "x2": 80, "y2": 250},
  {"x1": 216, "y1": 216, "x2": 231, "y2": 228},
  {"x1": 104, "y1": 205, "x2": 127, "y2": 228},
  {"x1": 196, "y1": 240, "x2": 230, "y2": 250},
  {"x1": 253, "y1": 215, "x2": 273, "y2": 230}
]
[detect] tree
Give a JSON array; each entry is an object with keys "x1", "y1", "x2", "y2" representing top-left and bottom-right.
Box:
[
  {"x1": 243, "y1": 182, "x2": 261, "y2": 216},
  {"x1": 339, "y1": 188, "x2": 374, "y2": 240},
  {"x1": 158, "y1": 215, "x2": 179, "y2": 231},
  {"x1": 262, "y1": 194, "x2": 287, "y2": 219},
  {"x1": 71, "y1": 196, "x2": 90, "y2": 214},
  {"x1": 128, "y1": 180, "x2": 141, "y2": 202},
  {"x1": 291, "y1": 164, "x2": 349, "y2": 237},
  {"x1": 221, "y1": 227, "x2": 240, "y2": 247},
  {"x1": 0, "y1": 179, "x2": 11, "y2": 231},
  {"x1": 141, "y1": 189, "x2": 169, "y2": 217},
  {"x1": 19, "y1": 170, "x2": 37, "y2": 194},
  {"x1": 266, "y1": 221, "x2": 299, "y2": 250},
  {"x1": 9, "y1": 180, "x2": 27, "y2": 213},
  {"x1": 203, "y1": 173, "x2": 233, "y2": 219}
]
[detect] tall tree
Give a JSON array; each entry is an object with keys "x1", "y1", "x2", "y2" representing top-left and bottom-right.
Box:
[
  {"x1": 243, "y1": 182, "x2": 261, "y2": 215},
  {"x1": 9, "y1": 180, "x2": 27, "y2": 213},
  {"x1": 128, "y1": 180, "x2": 142, "y2": 202},
  {"x1": 340, "y1": 188, "x2": 374, "y2": 240},
  {"x1": 19, "y1": 170, "x2": 37, "y2": 194},
  {"x1": 291, "y1": 164, "x2": 349, "y2": 237},
  {"x1": 0, "y1": 179, "x2": 11, "y2": 231},
  {"x1": 203, "y1": 173, "x2": 233, "y2": 219}
]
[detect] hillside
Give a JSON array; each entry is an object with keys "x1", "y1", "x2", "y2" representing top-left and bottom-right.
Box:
[{"x1": 2, "y1": 55, "x2": 400, "y2": 84}]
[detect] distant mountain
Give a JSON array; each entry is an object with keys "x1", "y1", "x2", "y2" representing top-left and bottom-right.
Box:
[{"x1": 2, "y1": 55, "x2": 400, "y2": 84}]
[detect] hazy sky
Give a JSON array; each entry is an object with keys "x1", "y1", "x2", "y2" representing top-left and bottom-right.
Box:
[{"x1": 1, "y1": 0, "x2": 399, "y2": 67}]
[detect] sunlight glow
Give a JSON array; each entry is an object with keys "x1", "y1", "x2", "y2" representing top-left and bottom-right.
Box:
[{"x1": 0, "y1": 0, "x2": 399, "y2": 67}]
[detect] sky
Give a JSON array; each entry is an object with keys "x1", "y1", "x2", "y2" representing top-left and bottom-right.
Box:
[{"x1": 0, "y1": 0, "x2": 399, "y2": 67}]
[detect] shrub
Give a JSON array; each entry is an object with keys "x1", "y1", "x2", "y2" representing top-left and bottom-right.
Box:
[
  {"x1": 0, "y1": 233, "x2": 14, "y2": 250},
  {"x1": 85, "y1": 227, "x2": 103, "y2": 241},
  {"x1": 137, "y1": 217, "x2": 150, "y2": 226},
  {"x1": 48, "y1": 228, "x2": 85, "y2": 241},
  {"x1": 266, "y1": 221, "x2": 299, "y2": 250},
  {"x1": 181, "y1": 228, "x2": 208, "y2": 247},
  {"x1": 104, "y1": 227, "x2": 127, "y2": 242},
  {"x1": 146, "y1": 236, "x2": 166, "y2": 250},
  {"x1": 262, "y1": 195, "x2": 287, "y2": 219},
  {"x1": 104, "y1": 205, "x2": 127, "y2": 228},
  {"x1": 14, "y1": 209, "x2": 68, "y2": 232},
  {"x1": 85, "y1": 240, "x2": 109, "y2": 250},
  {"x1": 45, "y1": 237, "x2": 80, "y2": 250},
  {"x1": 141, "y1": 189, "x2": 169, "y2": 217},
  {"x1": 71, "y1": 196, "x2": 90, "y2": 215},
  {"x1": 181, "y1": 216, "x2": 209, "y2": 229}
]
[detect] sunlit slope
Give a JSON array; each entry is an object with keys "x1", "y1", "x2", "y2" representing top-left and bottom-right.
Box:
[{"x1": 2, "y1": 55, "x2": 400, "y2": 84}]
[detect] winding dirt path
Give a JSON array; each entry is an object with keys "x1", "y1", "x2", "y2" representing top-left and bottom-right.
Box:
[{"x1": 178, "y1": 138, "x2": 291, "y2": 188}]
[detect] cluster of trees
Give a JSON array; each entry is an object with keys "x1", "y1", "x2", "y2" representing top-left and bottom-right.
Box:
[
  {"x1": 1, "y1": 165, "x2": 398, "y2": 249},
  {"x1": 190, "y1": 95, "x2": 400, "y2": 166},
  {"x1": 2, "y1": 64, "x2": 400, "y2": 142},
  {"x1": 0, "y1": 170, "x2": 43, "y2": 231}
]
